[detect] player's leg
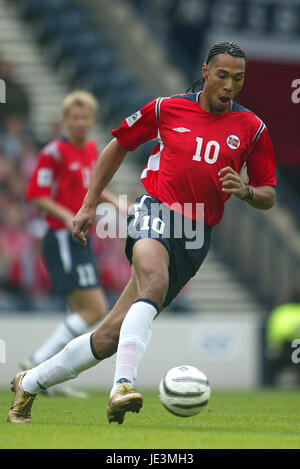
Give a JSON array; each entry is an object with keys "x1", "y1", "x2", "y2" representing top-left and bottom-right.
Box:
[
  {"x1": 106, "y1": 200, "x2": 213, "y2": 424},
  {"x1": 21, "y1": 231, "x2": 106, "y2": 370},
  {"x1": 107, "y1": 237, "x2": 170, "y2": 423},
  {"x1": 7, "y1": 275, "x2": 136, "y2": 423},
  {"x1": 25, "y1": 287, "x2": 107, "y2": 398},
  {"x1": 22, "y1": 288, "x2": 107, "y2": 373},
  {"x1": 23, "y1": 275, "x2": 137, "y2": 390},
  {"x1": 67, "y1": 286, "x2": 107, "y2": 327},
  {"x1": 92, "y1": 237, "x2": 169, "y2": 358}
]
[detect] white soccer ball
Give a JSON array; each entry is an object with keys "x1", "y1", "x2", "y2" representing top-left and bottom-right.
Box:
[{"x1": 159, "y1": 365, "x2": 211, "y2": 417}]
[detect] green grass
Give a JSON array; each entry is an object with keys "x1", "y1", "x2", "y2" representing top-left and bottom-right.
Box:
[{"x1": 1, "y1": 389, "x2": 300, "y2": 449}]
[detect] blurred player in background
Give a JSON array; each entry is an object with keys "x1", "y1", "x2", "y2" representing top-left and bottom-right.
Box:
[
  {"x1": 20, "y1": 90, "x2": 123, "y2": 397},
  {"x1": 8, "y1": 41, "x2": 276, "y2": 423}
]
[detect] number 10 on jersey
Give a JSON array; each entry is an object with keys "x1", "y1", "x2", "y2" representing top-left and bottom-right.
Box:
[{"x1": 192, "y1": 137, "x2": 220, "y2": 164}]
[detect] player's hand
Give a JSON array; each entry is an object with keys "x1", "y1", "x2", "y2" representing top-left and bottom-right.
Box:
[
  {"x1": 218, "y1": 167, "x2": 246, "y2": 199},
  {"x1": 72, "y1": 205, "x2": 96, "y2": 246}
]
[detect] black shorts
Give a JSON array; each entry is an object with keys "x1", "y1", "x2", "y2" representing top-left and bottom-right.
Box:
[
  {"x1": 42, "y1": 229, "x2": 100, "y2": 295},
  {"x1": 125, "y1": 195, "x2": 212, "y2": 308}
]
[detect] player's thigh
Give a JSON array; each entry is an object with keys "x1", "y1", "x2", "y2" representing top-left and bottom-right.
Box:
[
  {"x1": 67, "y1": 287, "x2": 107, "y2": 318},
  {"x1": 132, "y1": 238, "x2": 170, "y2": 300}
]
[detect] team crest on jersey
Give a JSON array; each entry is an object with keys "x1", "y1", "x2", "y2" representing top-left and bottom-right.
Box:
[
  {"x1": 126, "y1": 110, "x2": 142, "y2": 127},
  {"x1": 226, "y1": 135, "x2": 240, "y2": 150}
]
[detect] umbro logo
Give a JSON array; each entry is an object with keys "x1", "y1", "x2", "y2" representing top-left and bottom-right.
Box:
[
  {"x1": 68, "y1": 162, "x2": 80, "y2": 171},
  {"x1": 173, "y1": 127, "x2": 191, "y2": 133}
]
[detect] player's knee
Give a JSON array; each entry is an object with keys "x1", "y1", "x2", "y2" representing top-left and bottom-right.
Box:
[{"x1": 136, "y1": 265, "x2": 169, "y2": 307}]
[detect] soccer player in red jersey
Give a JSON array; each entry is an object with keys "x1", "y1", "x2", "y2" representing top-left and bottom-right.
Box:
[
  {"x1": 8, "y1": 42, "x2": 276, "y2": 423},
  {"x1": 20, "y1": 91, "x2": 122, "y2": 397}
]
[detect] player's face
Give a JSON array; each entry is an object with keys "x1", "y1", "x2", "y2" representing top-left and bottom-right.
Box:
[
  {"x1": 202, "y1": 54, "x2": 246, "y2": 113},
  {"x1": 63, "y1": 104, "x2": 95, "y2": 142}
]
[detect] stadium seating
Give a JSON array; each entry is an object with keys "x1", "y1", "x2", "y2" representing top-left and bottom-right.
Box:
[
  {"x1": 73, "y1": 49, "x2": 117, "y2": 81},
  {"x1": 20, "y1": 0, "x2": 71, "y2": 19},
  {"x1": 127, "y1": 0, "x2": 300, "y2": 78},
  {"x1": 6, "y1": 0, "x2": 299, "y2": 313},
  {"x1": 13, "y1": 0, "x2": 151, "y2": 127}
]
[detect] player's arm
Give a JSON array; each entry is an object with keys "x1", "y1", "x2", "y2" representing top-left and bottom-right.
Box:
[
  {"x1": 218, "y1": 167, "x2": 275, "y2": 210},
  {"x1": 85, "y1": 138, "x2": 127, "y2": 208},
  {"x1": 30, "y1": 197, "x2": 75, "y2": 231},
  {"x1": 73, "y1": 138, "x2": 127, "y2": 245},
  {"x1": 73, "y1": 99, "x2": 158, "y2": 245},
  {"x1": 243, "y1": 184, "x2": 275, "y2": 210},
  {"x1": 99, "y1": 188, "x2": 128, "y2": 215},
  {"x1": 219, "y1": 125, "x2": 276, "y2": 210}
]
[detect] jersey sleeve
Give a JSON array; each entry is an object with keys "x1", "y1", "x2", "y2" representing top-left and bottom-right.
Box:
[
  {"x1": 246, "y1": 126, "x2": 276, "y2": 187},
  {"x1": 25, "y1": 143, "x2": 61, "y2": 201},
  {"x1": 111, "y1": 99, "x2": 159, "y2": 151}
]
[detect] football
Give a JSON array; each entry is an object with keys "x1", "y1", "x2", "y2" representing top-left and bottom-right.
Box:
[{"x1": 159, "y1": 365, "x2": 211, "y2": 417}]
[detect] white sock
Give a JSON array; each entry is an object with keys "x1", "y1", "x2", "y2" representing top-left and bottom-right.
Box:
[
  {"x1": 21, "y1": 332, "x2": 100, "y2": 394},
  {"x1": 110, "y1": 299, "x2": 158, "y2": 397},
  {"x1": 31, "y1": 313, "x2": 90, "y2": 365}
]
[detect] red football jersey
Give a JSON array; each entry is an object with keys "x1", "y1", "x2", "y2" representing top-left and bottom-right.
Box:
[
  {"x1": 25, "y1": 137, "x2": 98, "y2": 229},
  {"x1": 112, "y1": 93, "x2": 276, "y2": 226}
]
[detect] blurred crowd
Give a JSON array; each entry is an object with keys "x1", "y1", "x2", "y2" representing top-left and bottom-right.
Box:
[
  {"x1": 0, "y1": 57, "x2": 131, "y2": 313},
  {"x1": 0, "y1": 53, "x2": 193, "y2": 314}
]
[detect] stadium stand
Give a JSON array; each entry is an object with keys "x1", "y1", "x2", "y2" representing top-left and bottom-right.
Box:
[
  {"x1": 128, "y1": 0, "x2": 300, "y2": 76},
  {"x1": 16, "y1": 0, "x2": 152, "y2": 129},
  {"x1": 0, "y1": 0, "x2": 132, "y2": 311},
  {"x1": 0, "y1": 0, "x2": 299, "y2": 317}
]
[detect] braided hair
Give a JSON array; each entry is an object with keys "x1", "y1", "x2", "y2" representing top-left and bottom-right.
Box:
[{"x1": 186, "y1": 41, "x2": 247, "y2": 93}]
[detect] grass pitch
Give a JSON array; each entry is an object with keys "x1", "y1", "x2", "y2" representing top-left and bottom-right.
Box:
[{"x1": 1, "y1": 389, "x2": 300, "y2": 449}]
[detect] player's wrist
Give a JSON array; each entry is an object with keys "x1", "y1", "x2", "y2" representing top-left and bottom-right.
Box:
[
  {"x1": 82, "y1": 197, "x2": 98, "y2": 210},
  {"x1": 241, "y1": 183, "x2": 254, "y2": 202}
]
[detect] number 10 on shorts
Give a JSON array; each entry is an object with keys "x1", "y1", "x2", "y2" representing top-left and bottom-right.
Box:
[{"x1": 139, "y1": 215, "x2": 165, "y2": 235}]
